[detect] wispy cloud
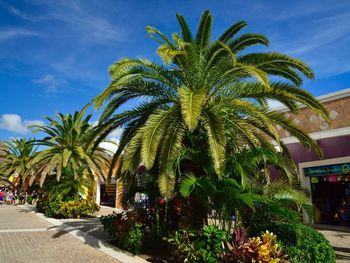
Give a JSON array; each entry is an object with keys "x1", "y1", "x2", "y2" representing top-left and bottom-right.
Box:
[
  {"x1": 33, "y1": 74, "x2": 66, "y2": 93},
  {"x1": 33, "y1": 0, "x2": 125, "y2": 44},
  {"x1": 266, "y1": 9, "x2": 350, "y2": 77},
  {"x1": 0, "y1": 28, "x2": 37, "y2": 41},
  {"x1": 0, "y1": 114, "x2": 44, "y2": 134},
  {"x1": 283, "y1": 12, "x2": 350, "y2": 55},
  {"x1": 0, "y1": 1, "x2": 37, "y2": 21}
]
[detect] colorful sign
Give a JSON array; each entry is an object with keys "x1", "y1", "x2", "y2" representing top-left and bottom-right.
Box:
[{"x1": 304, "y1": 163, "x2": 350, "y2": 177}]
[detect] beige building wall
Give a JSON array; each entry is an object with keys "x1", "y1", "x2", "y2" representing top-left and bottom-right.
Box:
[{"x1": 276, "y1": 90, "x2": 350, "y2": 138}]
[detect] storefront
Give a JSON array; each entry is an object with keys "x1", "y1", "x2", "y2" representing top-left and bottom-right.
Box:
[
  {"x1": 275, "y1": 88, "x2": 350, "y2": 226},
  {"x1": 303, "y1": 162, "x2": 350, "y2": 225},
  {"x1": 95, "y1": 177, "x2": 123, "y2": 209}
]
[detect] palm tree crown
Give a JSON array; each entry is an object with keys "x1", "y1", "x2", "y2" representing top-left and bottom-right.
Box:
[
  {"x1": 26, "y1": 105, "x2": 113, "y2": 187},
  {"x1": 94, "y1": 10, "x2": 328, "y2": 196},
  {"x1": 0, "y1": 138, "x2": 37, "y2": 190}
]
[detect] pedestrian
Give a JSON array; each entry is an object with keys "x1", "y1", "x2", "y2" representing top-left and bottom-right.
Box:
[
  {"x1": 6, "y1": 190, "x2": 11, "y2": 205},
  {"x1": 19, "y1": 192, "x2": 25, "y2": 205},
  {"x1": 32, "y1": 190, "x2": 38, "y2": 205},
  {"x1": 0, "y1": 189, "x2": 3, "y2": 205}
]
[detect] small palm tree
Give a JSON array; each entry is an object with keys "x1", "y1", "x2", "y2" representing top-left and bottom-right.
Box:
[
  {"x1": 26, "y1": 104, "x2": 113, "y2": 189},
  {"x1": 94, "y1": 10, "x2": 327, "y2": 197},
  {"x1": 180, "y1": 146, "x2": 311, "y2": 228},
  {"x1": 0, "y1": 138, "x2": 37, "y2": 191},
  {"x1": 43, "y1": 165, "x2": 92, "y2": 201}
]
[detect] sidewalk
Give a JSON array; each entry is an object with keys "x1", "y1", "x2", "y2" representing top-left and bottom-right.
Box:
[
  {"x1": 0, "y1": 205, "x2": 146, "y2": 263},
  {"x1": 317, "y1": 226, "x2": 350, "y2": 263}
]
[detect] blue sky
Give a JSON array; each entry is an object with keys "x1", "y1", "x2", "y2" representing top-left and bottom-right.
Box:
[{"x1": 0, "y1": 0, "x2": 350, "y2": 141}]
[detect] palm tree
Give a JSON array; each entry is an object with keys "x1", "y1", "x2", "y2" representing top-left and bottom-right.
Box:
[
  {"x1": 180, "y1": 146, "x2": 311, "y2": 228},
  {"x1": 43, "y1": 165, "x2": 92, "y2": 201},
  {"x1": 0, "y1": 138, "x2": 37, "y2": 191},
  {"x1": 94, "y1": 10, "x2": 328, "y2": 197},
  {"x1": 26, "y1": 104, "x2": 114, "y2": 192}
]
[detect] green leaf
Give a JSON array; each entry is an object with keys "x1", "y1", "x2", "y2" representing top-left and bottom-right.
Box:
[
  {"x1": 141, "y1": 109, "x2": 171, "y2": 168},
  {"x1": 178, "y1": 86, "x2": 207, "y2": 131},
  {"x1": 218, "y1": 21, "x2": 247, "y2": 43},
  {"x1": 203, "y1": 109, "x2": 226, "y2": 175},
  {"x1": 195, "y1": 10, "x2": 212, "y2": 48},
  {"x1": 158, "y1": 169, "x2": 176, "y2": 197}
]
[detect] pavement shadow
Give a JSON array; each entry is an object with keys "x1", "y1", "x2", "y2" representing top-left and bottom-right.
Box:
[
  {"x1": 15, "y1": 205, "x2": 113, "y2": 249},
  {"x1": 51, "y1": 218, "x2": 114, "y2": 249}
]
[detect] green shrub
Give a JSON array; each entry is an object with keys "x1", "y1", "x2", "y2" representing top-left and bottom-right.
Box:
[
  {"x1": 36, "y1": 194, "x2": 99, "y2": 218},
  {"x1": 100, "y1": 211, "x2": 143, "y2": 255},
  {"x1": 118, "y1": 222, "x2": 143, "y2": 255},
  {"x1": 100, "y1": 212, "x2": 119, "y2": 234},
  {"x1": 165, "y1": 225, "x2": 227, "y2": 262},
  {"x1": 27, "y1": 195, "x2": 33, "y2": 204},
  {"x1": 251, "y1": 222, "x2": 336, "y2": 263},
  {"x1": 36, "y1": 194, "x2": 63, "y2": 218}
]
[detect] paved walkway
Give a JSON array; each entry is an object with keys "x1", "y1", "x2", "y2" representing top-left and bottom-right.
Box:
[
  {"x1": 0, "y1": 205, "x2": 121, "y2": 263},
  {"x1": 317, "y1": 227, "x2": 350, "y2": 263},
  {"x1": 1, "y1": 205, "x2": 349, "y2": 262}
]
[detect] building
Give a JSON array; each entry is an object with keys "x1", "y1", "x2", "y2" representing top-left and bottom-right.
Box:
[
  {"x1": 93, "y1": 88, "x2": 350, "y2": 223},
  {"x1": 94, "y1": 158, "x2": 123, "y2": 209},
  {"x1": 275, "y1": 88, "x2": 350, "y2": 226}
]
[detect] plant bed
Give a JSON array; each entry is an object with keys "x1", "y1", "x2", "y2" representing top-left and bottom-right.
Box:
[
  {"x1": 36, "y1": 194, "x2": 99, "y2": 219},
  {"x1": 101, "y1": 209, "x2": 291, "y2": 262}
]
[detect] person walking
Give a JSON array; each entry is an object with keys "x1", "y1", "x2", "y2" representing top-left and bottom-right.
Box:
[{"x1": 0, "y1": 189, "x2": 3, "y2": 205}]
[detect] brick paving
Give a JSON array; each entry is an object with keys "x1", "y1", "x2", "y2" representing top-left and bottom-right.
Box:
[{"x1": 0, "y1": 205, "x2": 121, "y2": 263}]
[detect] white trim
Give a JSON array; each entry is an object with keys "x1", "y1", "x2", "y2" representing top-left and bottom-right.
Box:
[
  {"x1": 298, "y1": 156, "x2": 350, "y2": 223},
  {"x1": 278, "y1": 126, "x2": 350, "y2": 145},
  {"x1": 95, "y1": 178, "x2": 101, "y2": 205},
  {"x1": 273, "y1": 88, "x2": 350, "y2": 112}
]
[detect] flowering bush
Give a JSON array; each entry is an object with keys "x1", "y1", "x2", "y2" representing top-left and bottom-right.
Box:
[
  {"x1": 36, "y1": 194, "x2": 99, "y2": 218},
  {"x1": 251, "y1": 222, "x2": 335, "y2": 263},
  {"x1": 221, "y1": 228, "x2": 289, "y2": 263},
  {"x1": 100, "y1": 210, "x2": 144, "y2": 254}
]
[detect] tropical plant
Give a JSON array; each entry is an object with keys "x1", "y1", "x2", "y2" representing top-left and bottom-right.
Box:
[
  {"x1": 222, "y1": 229, "x2": 290, "y2": 263},
  {"x1": 36, "y1": 194, "x2": 99, "y2": 218},
  {"x1": 43, "y1": 165, "x2": 92, "y2": 201},
  {"x1": 179, "y1": 145, "x2": 311, "y2": 229},
  {"x1": 165, "y1": 225, "x2": 228, "y2": 262},
  {"x1": 118, "y1": 222, "x2": 143, "y2": 255},
  {"x1": 25, "y1": 104, "x2": 114, "y2": 190},
  {"x1": 94, "y1": 10, "x2": 328, "y2": 198},
  {"x1": 250, "y1": 222, "x2": 335, "y2": 263},
  {"x1": 0, "y1": 138, "x2": 37, "y2": 191}
]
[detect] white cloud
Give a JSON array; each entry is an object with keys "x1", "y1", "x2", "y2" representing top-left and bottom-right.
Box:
[
  {"x1": 99, "y1": 127, "x2": 123, "y2": 154},
  {"x1": 109, "y1": 127, "x2": 123, "y2": 138},
  {"x1": 268, "y1": 100, "x2": 284, "y2": 109},
  {"x1": 100, "y1": 137, "x2": 119, "y2": 154},
  {"x1": 0, "y1": 114, "x2": 44, "y2": 134},
  {"x1": 0, "y1": 28, "x2": 37, "y2": 42},
  {"x1": 91, "y1": 120, "x2": 99, "y2": 127},
  {"x1": 33, "y1": 74, "x2": 65, "y2": 93}
]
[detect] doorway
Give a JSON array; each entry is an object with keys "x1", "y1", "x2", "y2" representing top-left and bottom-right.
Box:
[{"x1": 310, "y1": 176, "x2": 350, "y2": 225}]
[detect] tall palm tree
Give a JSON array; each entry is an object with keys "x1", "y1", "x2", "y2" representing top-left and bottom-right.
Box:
[
  {"x1": 94, "y1": 10, "x2": 328, "y2": 197},
  {"x1": 0, "y1": 138, "x2": 37, "y2": 191},
  {"x1": 26, "y1": 104, "x2": 113, "y2": 189}
]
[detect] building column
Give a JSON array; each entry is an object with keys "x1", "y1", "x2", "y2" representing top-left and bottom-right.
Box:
[
  {"x1": 95, "y1": 178, "x2": 101, "y2": 205},
  {"x1": 115, "y1": 179, "x2": 123, "y2": 209}
]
